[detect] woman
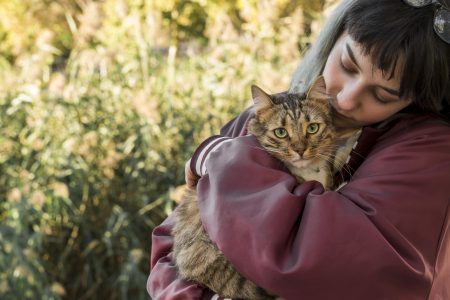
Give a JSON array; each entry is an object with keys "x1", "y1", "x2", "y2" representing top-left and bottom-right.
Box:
[{"x1": 148, "y1": 0, "x2": 450, "y2": 299}]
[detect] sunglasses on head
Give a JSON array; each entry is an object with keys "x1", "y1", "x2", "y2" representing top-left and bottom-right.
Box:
[{"x1": 403, "y1": 0, "x2": 450, "y2": 44}]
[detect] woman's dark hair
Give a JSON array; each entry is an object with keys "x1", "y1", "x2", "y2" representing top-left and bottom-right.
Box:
[{"x1": 343, "y1": 0, "x2": 450, "y2": 117}]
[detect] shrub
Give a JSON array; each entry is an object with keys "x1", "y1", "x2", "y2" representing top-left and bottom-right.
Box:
[{"x1": 0, "y1": 0, "x2": 334, "y2": 298}]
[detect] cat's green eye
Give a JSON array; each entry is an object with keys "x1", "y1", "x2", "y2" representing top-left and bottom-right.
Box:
[
  {"x1": 307, "y1": 123, "x2": 320, "y2": 134},
  {"x1": 274, "y1": 128, "x2": 288, "y2": 138}
]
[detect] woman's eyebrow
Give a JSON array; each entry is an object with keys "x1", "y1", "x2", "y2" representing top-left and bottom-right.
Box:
[{"x1": 345, "y1": 43, "x2": 360, "y2": 70}]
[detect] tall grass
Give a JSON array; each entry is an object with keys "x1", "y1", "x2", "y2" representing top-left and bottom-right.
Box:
[{"x1": 0, "y1": 0, "x2": 334, "y2": 298}]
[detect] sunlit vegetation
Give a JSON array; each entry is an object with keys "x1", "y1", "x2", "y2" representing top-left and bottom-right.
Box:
[{"x1": 0, "y1": 0, "x2": 335, "y2": 298}]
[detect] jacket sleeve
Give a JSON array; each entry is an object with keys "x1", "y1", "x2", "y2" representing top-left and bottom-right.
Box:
[
  {"x1": 196, "y1": 120, "x2": 450, "y2": 300},
  {"x1": 147, "y1": 211, "x2": 216, "y2": 300},
  {"x1": 147, "y1": 107, "x2": 254, "y2": 300}
]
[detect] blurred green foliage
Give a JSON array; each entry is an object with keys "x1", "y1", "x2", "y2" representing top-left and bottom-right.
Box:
[{"x1": 0, "y1": 0, "x2": 334, "y2": 298}]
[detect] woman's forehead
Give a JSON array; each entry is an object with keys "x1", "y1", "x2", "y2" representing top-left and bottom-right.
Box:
[{"x1": 342, "y1": 33, "x2": 404, "y2": 88}]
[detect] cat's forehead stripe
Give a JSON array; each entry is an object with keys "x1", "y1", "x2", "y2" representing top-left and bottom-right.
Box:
[
  {"x1": 280, "y1": 102, "x2": 296, "y2": 122},
  {"x1": 281, "y1": 114, "x2": 287, "y2": 127}
]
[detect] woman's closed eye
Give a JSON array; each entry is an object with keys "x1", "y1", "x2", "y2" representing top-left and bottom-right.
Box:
[
  {"x1": 339, "y1": 57, "x2": 356, "y2": 74},
  {"x1": 339, "y1": 55, "x2": 400, "y2": 105},
  {"x1": 373, "y1": 89, "x2": 399, "y2": 105},
  {"x1": 373, "y1": 90, "x2": 392, "y2": 105}
]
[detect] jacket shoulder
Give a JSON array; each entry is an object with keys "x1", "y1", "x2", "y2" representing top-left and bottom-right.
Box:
[
  {"x1": 370, "y1": 114, "x2": 450, "y2": 158},
  {"x1": 383, "y1": 114, "x2": 450, "y2": 141}
]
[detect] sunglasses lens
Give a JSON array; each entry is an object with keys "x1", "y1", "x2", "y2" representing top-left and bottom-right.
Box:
[
  {"x1": 434, "y1": 8, "x2": 450, "y2": 43},
  {"x1": 403, "y1": 0, "x2": 433, "y2": 7}
]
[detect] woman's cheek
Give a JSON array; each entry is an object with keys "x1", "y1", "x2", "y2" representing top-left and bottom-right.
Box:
[{"x1": 323, "y1": 61, "x2": 340, "y2": 96}]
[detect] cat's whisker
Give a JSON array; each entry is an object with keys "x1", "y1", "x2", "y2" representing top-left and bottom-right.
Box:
[
  {"x1": 263, "y1": 146, "x2": 284, "y2": 153},
  {"x1": 317, "y1": 151, "x2": 339, "y2": 161},
  {"x1": 314, "y1": 153, "x2": 336, "y2": 166},
  {"x1": 311, "y1": 143, "x2": 339, "y2": 155},
  {"x1": 349, "y1": 150, "x2": 366, "y2": 160},
  {"x1": 317, "y1": 148, "x2": 339, "y2": 153},
  {"x1": 335, "y1": 172, "x2": 347, "y2": 188},
  {"x1": 317, "y1": 145, "x2": 341, "y2": 151},
  {"x1": 250, "y1": 145, "x2": 268, "y2": 152},
  {"x1": 251, "y1": 145, "x2": 286, "y2": 155},
  {"x1": 337, "y1": 163, "x2": 356, "y2": 177},
  {"x1": 256, "y1": 147, "x2": 286, "y2": 157}
]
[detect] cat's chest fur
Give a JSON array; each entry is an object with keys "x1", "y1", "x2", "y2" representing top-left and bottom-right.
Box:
[{"x1": 287, "y1": 160, "x2": 332, "y2": 188}]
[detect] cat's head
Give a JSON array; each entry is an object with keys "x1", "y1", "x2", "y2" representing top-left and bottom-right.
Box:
[{"x1": 248, "y1": 76, "x2": 337, "y2": 169}]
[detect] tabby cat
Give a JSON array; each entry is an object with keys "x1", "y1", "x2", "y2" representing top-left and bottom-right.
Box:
[{"x1": 172, "y1": 76, "x2": 360, "y2": 300}]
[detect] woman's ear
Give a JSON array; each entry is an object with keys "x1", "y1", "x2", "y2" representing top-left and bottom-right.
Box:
[{"x1": 251, "y1": 85, "x2": 273, "y2": 110}]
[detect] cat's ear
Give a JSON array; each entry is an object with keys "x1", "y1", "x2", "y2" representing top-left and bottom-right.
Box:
[
  {"x1": 306, "y1": 76, "x2": 329, "y2": 100},
  {"x1": 251, "y1": 85, "x2": 273, "y2": 109}
]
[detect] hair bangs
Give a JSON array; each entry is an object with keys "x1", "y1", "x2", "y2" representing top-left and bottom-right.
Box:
[{"x1": 343, "y1": 0, "x2": 449, "y2": 113}]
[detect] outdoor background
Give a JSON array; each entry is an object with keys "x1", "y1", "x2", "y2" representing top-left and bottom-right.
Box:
[{"x1": 0, "y1": 0, "x2": 335, "y2": 299}]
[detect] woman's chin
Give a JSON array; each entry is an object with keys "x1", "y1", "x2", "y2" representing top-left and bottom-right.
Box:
[{"x1": 330, "y1": 107, "x2": 362, "y2": 128}]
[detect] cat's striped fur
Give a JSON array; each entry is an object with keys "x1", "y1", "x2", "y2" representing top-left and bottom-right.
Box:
[
  {"x1": 172, "y1": 76, "x2": 360, "y2": 299},
  {"x1": 173, "y1": 188, "x2": 274, "y2": 299}
]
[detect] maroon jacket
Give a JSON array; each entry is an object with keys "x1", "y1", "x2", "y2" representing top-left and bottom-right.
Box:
[{"x1": 148, "y1": 108, "x2": 450, "y2": 300}]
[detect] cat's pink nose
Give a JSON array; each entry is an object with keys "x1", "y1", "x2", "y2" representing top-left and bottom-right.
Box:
[{"x1": 295, "y1": 146, "x2": 306, "y2": 157}]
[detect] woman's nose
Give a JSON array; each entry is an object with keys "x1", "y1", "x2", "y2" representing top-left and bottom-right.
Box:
[{"x1": 336, "y1": 84, "x2": 362, "y2": 111}]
